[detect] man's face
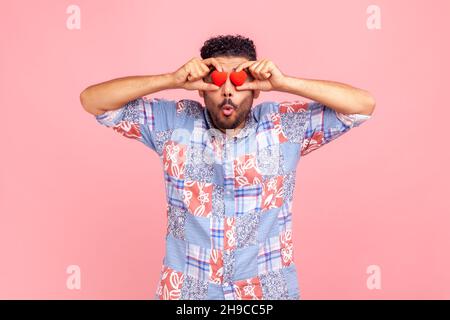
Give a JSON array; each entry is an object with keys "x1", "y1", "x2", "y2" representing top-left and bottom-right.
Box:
[{"x1": 199, "y1": 56, "x2": 260, "y2": 131}]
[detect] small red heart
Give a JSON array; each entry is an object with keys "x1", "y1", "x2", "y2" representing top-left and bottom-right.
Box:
[
  {"x1": 230, "y1": 70, "x2": 247, "y2": 86},
  {"x1": 211, "y1": 70, "x2": 228, "y2": 87}
]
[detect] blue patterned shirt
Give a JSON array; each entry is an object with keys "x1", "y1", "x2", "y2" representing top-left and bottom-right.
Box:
[{"x1": 94, "y1": 96, "x2": 371, "y2": 300}]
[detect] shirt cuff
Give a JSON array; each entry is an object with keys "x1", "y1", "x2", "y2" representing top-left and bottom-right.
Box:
[{"x1": 335, "y1": 112, "x2": 371, "y2": 128}]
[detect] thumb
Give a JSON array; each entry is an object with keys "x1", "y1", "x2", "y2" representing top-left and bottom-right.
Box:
[
  {"x1": 235, "y1": 82, "x2": 256, "y2": 91},
  {"x1": 200, "y1": 83, "x2": 220, "y2": 91}
]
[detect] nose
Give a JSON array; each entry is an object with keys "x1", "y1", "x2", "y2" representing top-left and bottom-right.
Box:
[{"x1": 222, "y1": 72, "x2": 235, "y2": 98}]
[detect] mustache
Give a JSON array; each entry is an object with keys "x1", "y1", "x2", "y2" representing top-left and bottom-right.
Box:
[{"x1": 220, "y1": 99, "x2": 237, "y2": 109}]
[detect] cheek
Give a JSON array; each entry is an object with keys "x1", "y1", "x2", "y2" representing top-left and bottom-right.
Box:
[
  {"x1": 204, "y1": 94, "x2": 220, "y2": 108},
  {"x1": 238, "y1": 93, "x2": 254, "y2": 105},
  {"x1": 203, "y1": 91, "x2": 217, "y2": 101}
]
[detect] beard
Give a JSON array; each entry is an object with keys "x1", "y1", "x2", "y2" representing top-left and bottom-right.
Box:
[
  {"x1": 205, "y1": 96, "x2": 252, "y2": 130},
  {"x1": 208, "y1": 107, "x2": 249, "y2": 129}
]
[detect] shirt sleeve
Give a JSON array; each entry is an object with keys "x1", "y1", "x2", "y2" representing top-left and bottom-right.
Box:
[
  {"x1": 94, "y1": 96, "x2": 178, "y2": 154},
  {"x1": 300, "y1": 101, "x2": 371, "y2": 156}
]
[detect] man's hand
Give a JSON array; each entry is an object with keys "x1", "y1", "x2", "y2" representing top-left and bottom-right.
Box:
[
  {"x1": 171, "y1": 57, "x2": 223, "y2": 91},
  {"x1": 234, "y1": 58, "x2": 287, "y2": 92}
]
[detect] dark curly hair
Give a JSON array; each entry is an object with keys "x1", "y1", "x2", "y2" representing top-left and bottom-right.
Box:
[{"x1": 200, "y1": 34, "x2": 257, "y2": 61}]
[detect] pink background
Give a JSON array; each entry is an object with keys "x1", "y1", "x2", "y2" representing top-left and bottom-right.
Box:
[{"x1": 1, "y1": 0, "x2": 449, "y2": 299}]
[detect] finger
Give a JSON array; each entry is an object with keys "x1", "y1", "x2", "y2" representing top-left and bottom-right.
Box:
[
  {"x1": 263, "y1": 61, "x2": 276, "y2": 78},
  {"x1": 262, "y1": 69, "x2": 271, "y2": 79},
  {"x1": 249, "y1": 61, "x2": 264, "y2": 80},
  {"x1": 256, "y1": 61, "x2": 271, "y2": 79},
  {"x1": 199, "y1": 62, "x2": 211, "y2": 76},
  {"x1": 189, "y1": 63, "x2": 204, "y2": 81},
  {"x1": 236, "y1": 81, "x2": 257, "y2": 91},
  {"x1": 193, "y1": 63, "x2": 209, "y2": 80},
  {"x1": 235, "y1": 60, "x2": 256, "y2": 73},
  {"x1": 186, "y1": 65, "x2": 194, "y2": 81},
  {"x1": 199, "y1": 82, "x2": 221, "y2": 91},
  {"x1": 196, "y1": 59, "x2": 211, "y2": 76},
  {"x1": 254, "y1": 60, "x2": 268, "y2": 77},
  {"x1": 202, "y1": 58, "x2": 223, "y2": 72}
]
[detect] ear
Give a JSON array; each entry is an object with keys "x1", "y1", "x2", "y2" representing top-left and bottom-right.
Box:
[{"x1": 253, "y1": 89, "x2": 260, "y2": 99}]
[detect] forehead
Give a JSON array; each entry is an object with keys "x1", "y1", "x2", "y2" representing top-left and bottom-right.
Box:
[{"x1": 214, "y1": 56, "x2": 249, "y2": 72}]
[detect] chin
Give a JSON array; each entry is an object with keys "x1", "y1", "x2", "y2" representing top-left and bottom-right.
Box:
[{"x1": 216, "y1": 119, "x2": 240, "y2": 130}]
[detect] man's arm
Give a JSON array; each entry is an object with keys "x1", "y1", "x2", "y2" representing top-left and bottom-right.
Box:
[
  {"x1": 79, "y1": 57, "x2": 222, "y2": 116},
  {"x1": 278, "y1": 76, "x2": 376, "y2": 116},
  {"x1": 79, "y1": 73, "x2": 176, "y2": 116},
  {"x1": 234, "y1": 59, "x2": 375, "y2": 157},
  {"x1": 234, "y1": 59, "x2": 375, "y2": 116}
]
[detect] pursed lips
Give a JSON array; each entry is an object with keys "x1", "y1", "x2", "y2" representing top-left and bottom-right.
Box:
[{"x1": 222, "y1": 104, "x2": 235, "y2": 116}]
